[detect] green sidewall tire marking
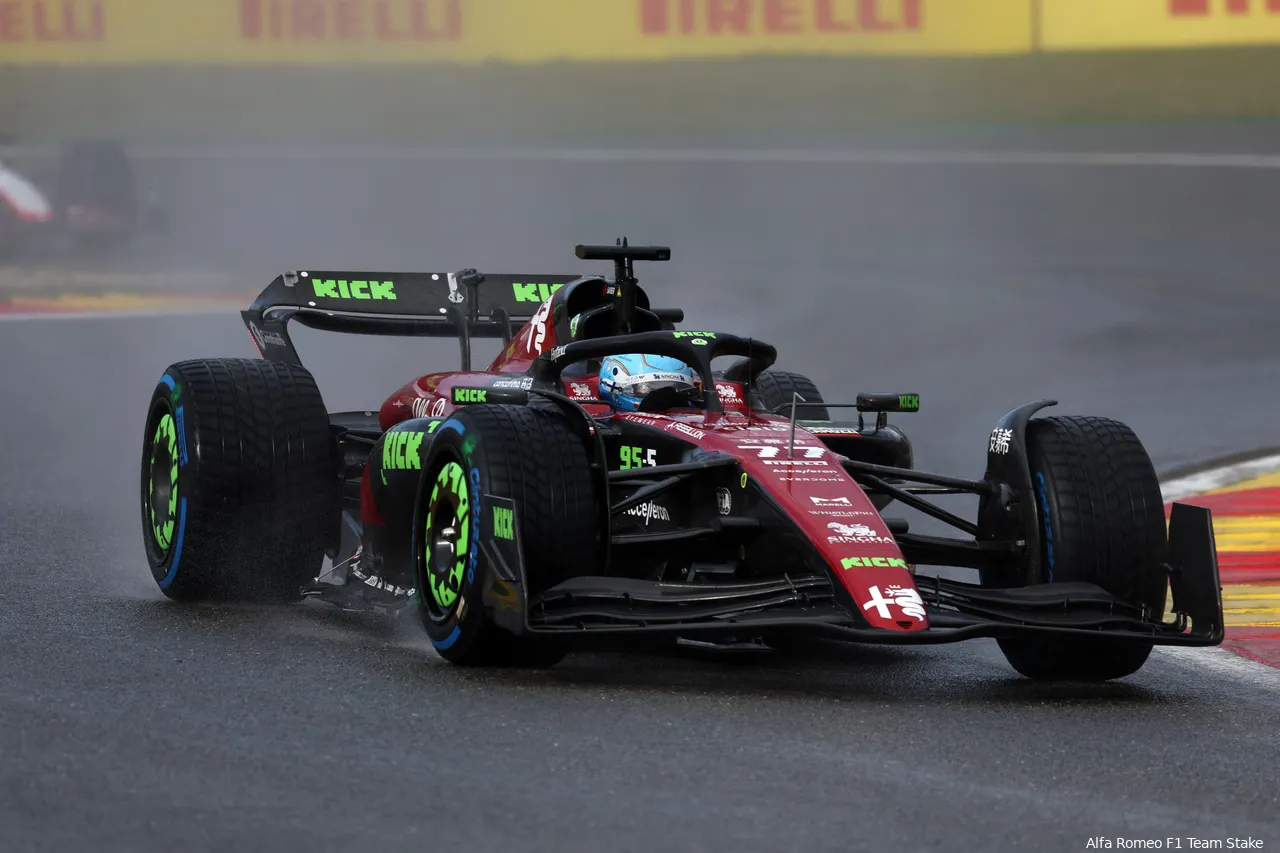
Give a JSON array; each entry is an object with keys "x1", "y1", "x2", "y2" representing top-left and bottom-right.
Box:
[
  {"x1": 426, "y1": 460, "x2": 470, "y2": 612},
  {"x1": 148, "y1": 411, "x2": 179, "y2": 552}
]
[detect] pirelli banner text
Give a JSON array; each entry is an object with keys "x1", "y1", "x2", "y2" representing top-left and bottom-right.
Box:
[
  {"x1": 1041, "y1": 0, "x2": 1280, "y2": 51},
  {"x1": 4, "y1": 1, "x2": 1280, "y2": 65},
  {"x1": 0, "y1": 0, "x2": 1033, "y2": 64}
]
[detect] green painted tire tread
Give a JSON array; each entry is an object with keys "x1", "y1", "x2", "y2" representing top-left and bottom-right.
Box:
[{"x1": 996, "y1": 415, "x2": 1167, "y2": 681}]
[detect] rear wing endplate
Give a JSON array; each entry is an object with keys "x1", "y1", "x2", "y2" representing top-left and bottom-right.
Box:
[{"x1": 240, "y1": 268, "x2": 585, "y2": 370}]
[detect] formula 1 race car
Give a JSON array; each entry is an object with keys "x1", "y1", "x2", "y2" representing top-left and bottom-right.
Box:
[
  {"x1": 0, "y1": 140, "x2": 157, "y2": 256},
  {"x1": 139, "y1": 240, "x2": 1226, "y2": 681}
]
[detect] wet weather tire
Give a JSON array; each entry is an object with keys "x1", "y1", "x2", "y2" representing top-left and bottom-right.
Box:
[
  {"x1": 996, "y1": 416, "x2": 1168, "y2": 682},
  {"x1": 751, "y1": 370, "x2": 829, "y2": 420},
  {"x1": 140, "y1": 358, "x2": 338, "y2": 603},
  {"x1": 414, "y1": 405, "x2": 602, "y2": 667}
]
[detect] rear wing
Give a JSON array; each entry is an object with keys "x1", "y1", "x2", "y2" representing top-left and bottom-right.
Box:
[{"x1": 240, "y1": 268, "x2": 586, "y2": 370}]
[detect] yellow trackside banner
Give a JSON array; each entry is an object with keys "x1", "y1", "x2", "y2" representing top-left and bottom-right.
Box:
[
  {"x1": 0, "y1": 0, "x2": 1033, "y2": 65},
  {"x1": 1041, "y1": 0, "x2": 1280, "y2": 51}
]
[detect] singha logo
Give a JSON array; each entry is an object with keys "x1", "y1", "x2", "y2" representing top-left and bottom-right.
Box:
[{"x1": 828, "y1": 522, "x2": 875, "y2": 538}]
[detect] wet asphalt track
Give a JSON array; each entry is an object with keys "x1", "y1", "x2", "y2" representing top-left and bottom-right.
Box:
[{"x1": 4, "y1": 134, "x2": 1280, "y2": 852}]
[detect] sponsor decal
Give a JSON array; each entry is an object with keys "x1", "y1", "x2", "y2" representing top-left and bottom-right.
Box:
[
  {"x1": 467, "y1": 467, "x2": 482, "y2": 583},
  {"x1": 491, "y1": 376, "x2": 533, "y2": 391},
  {"x1": 716, "y1": 383, "x2": 740, "y2": 401},
  {"x1": 620, "y1": 446, "x2": 658, "y2": 470},
  {"x1": 739, "y1": 444, "x2": 824, "y2": 459},
  {"x1": 493, "y1": 505, "x2": 514, "y2": 540},
  {"x1": 512, "y1": 282, "x2": 565, "y2": 303},
  {"x1": 898, "y1": 394, "x2": 920, "y2": 411},
  {"x1": 625, "y1": 500, "x2": 670, "y2": 524},
  {"x1": 239, "y1": 0, "x2": 463, "y2": 42},
  {"x1": 669, "y1": 422, "x2": 706, "y2": 440},
  {"x1": 639, "y1": 0, "x2": 924, "y2": 36},
  {"x1": 412, "y1": 397, "x2": 448, "y2": 419},
  {"x1": 841, "y1": 556, "x2": 909, "y2": 570},
  {"x1": 862, "y1": 584, "x2": 927, "y2": 622},
  {"x1": 716, "y1": 487, "x2": 732, "y2": 516},
  {"x1": 715, "y1": 424, "x2": 793, "y2": 433},
  {"x1": 808, "y1": 509, "x2": 876, "y2": 518},
  {"x1": 989, "y1": 427, "x2": 1013, "y2": 455},
  {"x1": 311, "y1": 279, "x2": 397, "y2": 301},
  {"x1": 776, "y1": 475, "x2": 844, "y2": 483},
  {"x1": 383, "y1": 429, "x2": 425, "y2": 470},
  {"x1": 673, "y1": 331, "x2": 716, "y2": 339},
  {"x1": 804, "y1": 426, "x2": 862, "y2": 436},
  {"x1": 569, "y1": 382, "x2": 593, "y2": 399},
  {"x1": 620, "y1": 414, "x2": 664, "y2": 428},
  {"x1": 174, "y1": 406, "x2": 189, "y2": 467},
  {"x1": 740, "y1": 472, "x2": 748, "y2": 488},
  {"x1": 1171, "y1": 0, "x2": 1280, "y2": 15},
  {"x1": 548, "y1": 345, "x2": 569, "y2": 362},
  {"x1": 811, "y1": 496, "x2": 852, "y2": 506},
  {"x1": 525, "y1": 298, "x2": 554, "y2": 355},
  {"x1": 248, "y1": 322, "x2": 287, "y2": 350},
  {"x1": 826, "y1": 521, "x2": 894, "y2": 545},
  {"x1": 763, "y1": 460, "x2": 828, "y2": 467},
  {"x1": 453, "y1": 387, "x2": 488, "y2": 404},
  {"x1": 735, "y1": 437, "x2": 810, "y2": 446}
]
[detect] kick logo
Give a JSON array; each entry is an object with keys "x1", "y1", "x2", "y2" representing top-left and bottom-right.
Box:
[{"x1": 862, "y1": 585, "x2": 927, "y2": 622}]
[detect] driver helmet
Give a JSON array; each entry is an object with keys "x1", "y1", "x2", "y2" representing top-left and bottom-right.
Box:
[{"x1": 597, "y1": 354, "x2": 697, "y2": 411}]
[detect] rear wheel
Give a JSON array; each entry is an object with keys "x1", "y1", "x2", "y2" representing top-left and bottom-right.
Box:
[
  {"x1": 751, "y1": 370, "x2": 829, "y2": 420},
  {"x1": 414, "y1": 405, "x2": 602, "y2": 667},
  {"x1": 995, "y1": 415, "x2": 1168, "y2": 681},
  {"x1": 140, "y1": 358, "x2": 339, "y2": 602}
]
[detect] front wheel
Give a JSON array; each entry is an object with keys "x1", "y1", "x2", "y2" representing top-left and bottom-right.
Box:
[
  {"x1": 413, "y1": 404, "x2": 602, "y2": 667},
  {"x1": 994, "y1": 415, "x2": 1169, "y2": 681}
]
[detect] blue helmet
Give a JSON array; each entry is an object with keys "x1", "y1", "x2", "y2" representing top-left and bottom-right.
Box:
[{"x1": 597, "y1": 354, "x2": 697, "y2": 411}]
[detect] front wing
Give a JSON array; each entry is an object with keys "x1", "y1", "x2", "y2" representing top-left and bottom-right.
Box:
[{"x1": 475, "y1": 500, "x2": 1224, "y2": 649}]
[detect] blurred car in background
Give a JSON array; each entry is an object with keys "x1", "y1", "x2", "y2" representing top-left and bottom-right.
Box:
[{"x1": 0, "y1": 138, "x2": 164, "y2": 259}]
